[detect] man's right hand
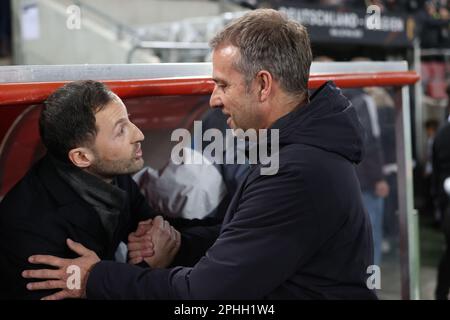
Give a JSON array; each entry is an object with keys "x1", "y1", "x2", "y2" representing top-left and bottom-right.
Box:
[
  {"x1": 128, "y1": 216, "x2": 181, "y2": 268},
  {"x1": 127, "y1": 218, "x2": 154, "y2": 264}
]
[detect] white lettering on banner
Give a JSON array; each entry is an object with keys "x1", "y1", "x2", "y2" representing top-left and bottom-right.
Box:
[{"x1": 280, "y1": 6, "x2": 404, "y2": 33}]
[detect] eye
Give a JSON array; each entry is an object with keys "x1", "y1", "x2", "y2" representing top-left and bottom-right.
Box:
[{"x1": 117, "y1": 125, "x2": 126, "y2": 136}]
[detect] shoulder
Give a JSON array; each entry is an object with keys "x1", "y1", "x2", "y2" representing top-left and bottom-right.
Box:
[
  {"x1": 245, "y1": 143, "x2": 353, "y2": 195},
  {"x1": 0, "y1": 158, "x2": 61, "y2": 223},
  {"x1": 277, "y1": 143, "x2": 341, "y2": 174},
  {"x1": 435, "y1": 123, "x2": 450, "y2": 145},
  {"x1": 245, "y1": 144, "x2": 314, "y2": 188},
  {"x1": 1, "y1": 164, "x2": 41, "y2": 212}
]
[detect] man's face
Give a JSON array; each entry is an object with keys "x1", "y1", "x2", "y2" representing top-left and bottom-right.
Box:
[
  {"x1": 88, "y1": 95, "x2": 145, "y2": 179},
  {"x1": 210, "y1": 45, "x2": 263, "y2": 131}
]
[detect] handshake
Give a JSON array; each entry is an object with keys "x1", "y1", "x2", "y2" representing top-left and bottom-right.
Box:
[{"x1": 127, "y1": 215, "x2": 181, "y2": 268}]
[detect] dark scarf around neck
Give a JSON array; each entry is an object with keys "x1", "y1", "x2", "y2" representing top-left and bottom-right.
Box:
[{"x1": 50, "y1": 156, "x2": 126, "y2": 242}]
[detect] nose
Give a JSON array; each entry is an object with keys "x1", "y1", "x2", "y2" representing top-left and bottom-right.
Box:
[
  {"x1": 131, "y1": 122, "x2": 145, "y2": 143},
  {"x1": 209, "y1": 85, "x2": 222, "y2": 109}
]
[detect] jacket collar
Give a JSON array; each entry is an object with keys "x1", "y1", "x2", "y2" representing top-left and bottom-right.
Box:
[
  {"x1": 38, "y1": 154, "x2": 83, "y2": 207},
  {"x1": 37, "y1": 154, "x2": 109, "y2": 243}
]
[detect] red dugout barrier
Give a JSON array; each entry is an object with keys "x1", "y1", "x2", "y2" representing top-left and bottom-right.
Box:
[{"x1": 0, "y1": 71, "x2": 420, "y2": 106}]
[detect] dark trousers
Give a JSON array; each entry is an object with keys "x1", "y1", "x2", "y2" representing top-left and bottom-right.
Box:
[{"x1": 383, "y1": 173, "x2": 398, "y2": 239}]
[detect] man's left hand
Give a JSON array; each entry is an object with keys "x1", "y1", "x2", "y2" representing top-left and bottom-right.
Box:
[{"x1": 22, "y1": 238, "x2": 100, "y2": 300}]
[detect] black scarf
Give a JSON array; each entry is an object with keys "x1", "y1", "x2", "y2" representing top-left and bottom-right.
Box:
[{"x1": 50, "y1": 156, "x2": 126, "y2": 242}]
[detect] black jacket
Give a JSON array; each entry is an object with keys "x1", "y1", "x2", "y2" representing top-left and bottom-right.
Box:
[
  {"x1": 0, "y1": 155, "x2": 155, "y2": 299},
  {"x1": 86, "y1": 82, "x2": 377, "y2": 300},
  {"x1": 432, "y1": 121, "x2": 450, "y2": 212}
]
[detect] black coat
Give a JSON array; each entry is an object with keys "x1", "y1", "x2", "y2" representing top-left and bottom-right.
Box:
[
  {"x1": 86, "y1": 82, "x2": 378, "y2": 300},
  {"x1": 432, "y1": 121, "x2": 450, "y2": 212},
  {"x1": 0, "y1": 155, "x2": 155, "y2": 299}
]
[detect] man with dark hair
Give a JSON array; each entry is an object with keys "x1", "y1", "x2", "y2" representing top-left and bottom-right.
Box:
[
  {"x1": 23, "y1": 9, "x2": 376, "y2": 300},
  {"x1": 0, "y1": 80, "x2": 181, "y2": 299}
]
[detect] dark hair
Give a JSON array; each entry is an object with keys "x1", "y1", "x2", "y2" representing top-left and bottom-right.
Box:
[
  {"x1": 210, "y1": 9, "x2": 312, "y2": 96},
  {"x1": 425, "y1": 119, "x2": 439, "y2": 130},
  {"x1": 39, "y1": 80, "x2": 114, "y2": 160}
]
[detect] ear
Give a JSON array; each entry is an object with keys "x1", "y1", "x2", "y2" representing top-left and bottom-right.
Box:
[
  {"x1": 67, "y1": 147, "x2": 94, "y2": 168},
  {"x1": 256, "y1": 70, "x2": 273, "y2": 103}
]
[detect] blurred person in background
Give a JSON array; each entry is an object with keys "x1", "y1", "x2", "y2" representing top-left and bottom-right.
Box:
[
  {"x1": 344, "y1": 86, "x2": 389, "y2": 267},
  {"x1": 424, "y1": 119, "x2": 440, "y2": 226},
  {"x1": 366, "y1": 86, "x2": 398, "y2": 255}
]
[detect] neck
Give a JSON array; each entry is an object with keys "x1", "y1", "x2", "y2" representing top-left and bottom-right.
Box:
[{"x1": 265, "y1": 92, "x2": 308, "y2": 128}]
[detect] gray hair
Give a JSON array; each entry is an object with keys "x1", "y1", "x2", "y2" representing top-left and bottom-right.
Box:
[{"x1": 210, "y1": 9, "x2": 312, "y2": 96}]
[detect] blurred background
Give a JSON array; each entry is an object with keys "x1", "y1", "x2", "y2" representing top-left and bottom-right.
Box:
[{"x1": 1, "y1": 0, "x2": 450, "y2": 300}]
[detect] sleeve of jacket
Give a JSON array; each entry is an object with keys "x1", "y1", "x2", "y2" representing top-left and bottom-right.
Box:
[
  {"x1": 170, "y1": 223, "x2": 221, "y2": 267},
  {"x1": 86, "y1": 164, "x2": 320, "y2": 299}
]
